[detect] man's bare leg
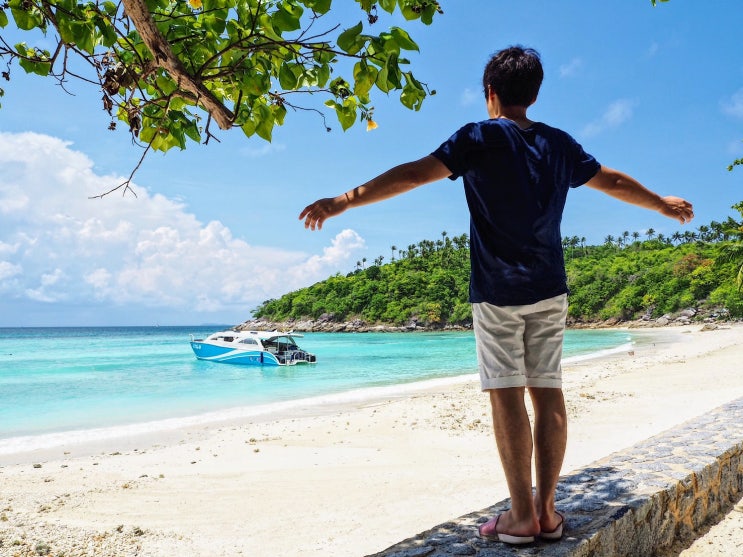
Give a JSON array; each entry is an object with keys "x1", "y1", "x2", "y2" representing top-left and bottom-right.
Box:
[
  {"x1": 487, "y1": 387, "x2": 540, "y2": 537},
  {"x1": 528, "y1": 386, "x2": 567, "y2": 533}
]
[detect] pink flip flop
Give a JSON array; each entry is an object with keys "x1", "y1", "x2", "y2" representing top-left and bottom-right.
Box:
[
  {"x1": 539, "y1": 511, "x2": 565, "y2": 541},
  {"x1": 477, "y1": 514, "x2": 535, "y2": 545}
]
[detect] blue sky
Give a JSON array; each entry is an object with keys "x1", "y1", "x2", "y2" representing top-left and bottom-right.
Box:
[{"x1": 1, "y1": 0, "x2": 742, "y2": 327}]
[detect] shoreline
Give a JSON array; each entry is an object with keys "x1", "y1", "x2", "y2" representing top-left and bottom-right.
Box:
[
  {"x1": 1, "y1": 328, "x2": 660, "y2": 461},
  {"x1": 1, "y1": 323, "x2": 742, "y2": 557}
]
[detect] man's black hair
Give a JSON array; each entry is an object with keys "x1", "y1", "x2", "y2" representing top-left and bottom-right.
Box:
[{"x1": 482, "y1": 46, "x2": 544, "y2": 107}]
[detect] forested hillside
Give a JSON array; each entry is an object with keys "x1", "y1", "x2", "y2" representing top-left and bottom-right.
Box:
[{"x1": 253, "y1": 213, "x2": 743, "y2": 327}]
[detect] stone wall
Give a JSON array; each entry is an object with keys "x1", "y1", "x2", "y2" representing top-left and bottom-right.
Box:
[{"x1": 367, "y1": 397, "x2": 743, "y2": 557}]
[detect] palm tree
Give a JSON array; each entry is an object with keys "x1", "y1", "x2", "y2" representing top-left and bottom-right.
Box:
[
  {"x1": 709, "y1": 220, "x2": 725, "y2": 242},
  {"x1": 646, "y1": 228, "x2": 656, "y2": 241},
  {"x1": 391, "y1": 245, "x2": 397, "y2": 262},
  {"x1": 562, "y1": 236, "x2": 577, "y2": 261},
  {"x1": 719, "y1": 202, "x2": 743, "y2": 290},
  {"x1": 719, "y1": 239, "x2": 743, "y2": 290}
]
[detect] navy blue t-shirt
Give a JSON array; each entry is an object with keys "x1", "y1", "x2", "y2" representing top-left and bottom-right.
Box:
[{"x1": 431, "y1": 119, "x2": 600, "y2": 306}]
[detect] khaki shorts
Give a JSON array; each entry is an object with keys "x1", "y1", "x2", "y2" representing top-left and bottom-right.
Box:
[{"x1": 472, "y1": 294, "x2": 567, "y2": 390}]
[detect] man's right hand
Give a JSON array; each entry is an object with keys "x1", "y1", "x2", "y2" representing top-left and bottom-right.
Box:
[{"x1": 299, "y1": 195, "x2": 348, "y2": 231}]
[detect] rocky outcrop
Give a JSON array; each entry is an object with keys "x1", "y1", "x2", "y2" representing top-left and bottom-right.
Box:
[
  {"x1": 239, "y1": 307, "x2": 736, "y2": 333},
  {"x1": 235, "y1": 314, "x2": 471, "y2": 333}
]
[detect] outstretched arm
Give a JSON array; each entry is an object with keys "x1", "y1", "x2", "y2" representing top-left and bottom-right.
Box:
[
  {"x1": 299, "y1": 155, "x2": 452, "y2": 230},
  {"x1": 585, "y1": 166, "x2": 694, "y2": 224}
]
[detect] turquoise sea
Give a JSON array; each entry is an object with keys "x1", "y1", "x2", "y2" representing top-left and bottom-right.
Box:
[{"x1": 0, "y1": 326, "x2": 634, "y2": 451}]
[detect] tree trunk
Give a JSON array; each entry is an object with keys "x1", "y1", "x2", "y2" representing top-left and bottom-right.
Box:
[{"x1": 121, "y1": 0, "x2": 234, "y2": 130}]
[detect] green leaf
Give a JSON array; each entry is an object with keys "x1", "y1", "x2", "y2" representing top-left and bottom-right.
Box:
[
  {"x1": 242, "y1": 72, "x2": 270, "y2": 96},
  {"x1": 10, "y1": 6, "x2": 44, "y2": 30},
  {"x1": 254, "y1": 102, "x2": 274, "y2": 141},
  {"x1": 337, "y1": 22, "x2": 365, "y2": 55},
  {"x1": 420, "y1": 3, "x2": 437, "y2": 25},
  {"x1": 334, "y1": 97, "x2": 357, "y2": 131},
  {"x1": 272, "y1": 1, "x2": 303, "y2": 32},
  {"x1": 0, "y1": 9, "x2": 8, "y2": 28},
  {"x1": 375, "y1": 53, "x2": 401, "y2": 93},
  {"x1": 315, "y1": 63, "x2": 330, "y2": 87},
  {"x1": 273, "y1": 103, "x2": 287, "y2": 126},
  {"x1": 72, "y1": 22, "x2": 96, "y2": 54},
  {"x1": 390, "y1": 27, "x2": 419, "y2": 51},
  {"x1": 399, "y1": 4, "x2": 421, "y2": 21},
  {"x1": 279, "y1": 62, "x2": 299, "y2": 89},
  {"x1": 169, "y1": 97, "x2": 187, "y2": 111},
  {"x1": 18, "y1": 57, "x2": 51, "y2": 76},
  {"x1": 303, "y1": 0, "x2": 331, "y2": 14},
  {"x1": 94, "y1": 16, "x2": 118, "y2": 48},
  {"x1": 150, "y1": 130, "x2": 182, "y2": 152},
  {"x1": 377, "y1": 32, "x2": 400, "y2": 56},
  {"x1": 400, "y1": 72, "x2": 425, "y2": 110},
  {"x1": 56, "y1": 17, "x2": 75, "y2": 45},
  {"x1": 329, "y1": 77, "x2": 352, "y2": 99},
  {"x1": 241, "y1": 119, "x2": 257, "y2": 138},
  {"x1": 202, "y1": 0, "x2": 230, "y2": 11},
  {"x1": 353, "y1": 60, "x2": 378, "y2": 102},
  {"x1": 139, "y1": 125, "x2": 156, "y2": 145},
  {"x1": 312, "y1": 44, "x2": 335, "y2": 64},
  {"x1": 155, "y1": 75, "x2": 178, "y2": 95},
  {"x1": 101, "y1": 1, "x2": 118, "y2": 17},
  {"x1": 204, "y1": 13, "x2": 227, "y2": 34},
  {"x1": 16, "y1": 45, "x2": 51, "y2": 76},
  {"x1": 378, "y1": 0, "x2": 396, "y2": 13},
  {"x1": 182, "y1": 118, "x2": 202, "y2": 143}
]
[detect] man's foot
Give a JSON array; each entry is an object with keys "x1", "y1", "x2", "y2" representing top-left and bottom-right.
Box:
[
  {"x1": 539, "y1": 511, "x2": 565, "y2": 541},
  {"x1": 477, "y1": 512, "x2": 538, "y2": 545}
]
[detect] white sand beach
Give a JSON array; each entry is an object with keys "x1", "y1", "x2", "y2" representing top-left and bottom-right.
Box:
[{"x1": 1, "y1": 324, "x2": 742, "y2": 557}]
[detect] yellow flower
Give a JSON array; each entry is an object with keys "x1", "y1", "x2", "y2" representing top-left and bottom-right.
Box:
[
  {"x1": 188, "y1": 0, "x2": 202, "y2": 9},
  {"x1": 366, "y1": 119, "x2": 378, "y2": 132}
]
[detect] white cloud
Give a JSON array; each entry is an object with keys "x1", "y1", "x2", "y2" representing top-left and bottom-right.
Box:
[
  {"x1": 0, "y1": 241, "x2": 19, "y2": 256},
  {"x1": 727, "y1": 138, "x2": 743, "y2": 156},
  {"x1": 580, "y1": 99, "x2": 637, "y2": 137},
  {"x1": 25, "y1": 268, "x2": 67, "y2": 302},
  {"x1": 239, "y1": 142, "x2": 287, "y2": 158},
  {"x1": 721, "y1": 88, "x2": 743, "y2": 119},
  {"x1": 559, "y1": 58, "x2": 583, "y2": 78},
  {"x1": 460, "y1": 88, "x2": 480, "y2": 107},
  {"x1": 0, "y1": 261, "x2": 22, "y2": 281},
  {"x1": 0, "y1": 131, "x2": 365, "y2": 321},
  {"x1": 298, "y1": 229, "x2": 365, "y2": 278}
]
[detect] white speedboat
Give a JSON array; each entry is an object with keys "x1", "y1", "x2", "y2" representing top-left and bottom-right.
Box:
[{"x1": 190, "y1": 330, "x2": 317, "y2": 366}]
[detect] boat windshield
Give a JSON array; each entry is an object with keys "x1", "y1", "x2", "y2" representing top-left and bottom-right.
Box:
[
  {"x1": 238, "y1": 338, "x2": 259, "y2": 345},
  {"x1": 264, "y1": 336, "x2": 299, "y2": 352}
]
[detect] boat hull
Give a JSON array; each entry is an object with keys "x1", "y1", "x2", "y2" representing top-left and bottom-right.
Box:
[
  {"x1": 190, "y1": 342, "x2": 316, "y2": 366},
  {"x1": 190, "y1": 341, "x2": 282, "y2": 365}
]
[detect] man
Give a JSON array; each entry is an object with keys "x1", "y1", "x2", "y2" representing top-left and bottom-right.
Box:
[{"x1": 299, "y1": 46, "x2": 693, "y2": 544}]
